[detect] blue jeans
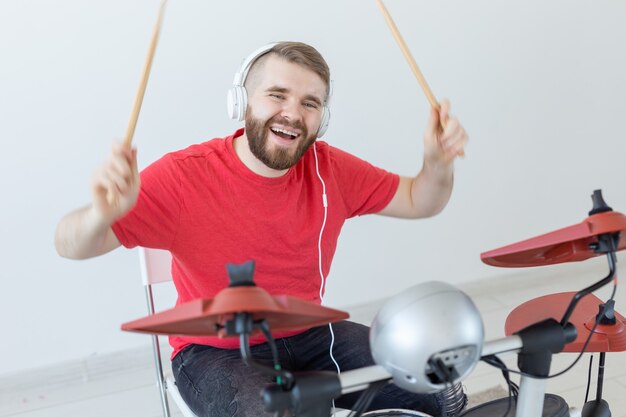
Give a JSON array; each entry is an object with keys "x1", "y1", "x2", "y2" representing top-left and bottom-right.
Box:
[{"x1": 172, "y1": 321, "x2": 455, "y2": 417}]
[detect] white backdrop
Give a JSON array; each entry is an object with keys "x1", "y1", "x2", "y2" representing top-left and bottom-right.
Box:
[{"x1": 1, "y1": 0, "x2": 625, "y2": 376}]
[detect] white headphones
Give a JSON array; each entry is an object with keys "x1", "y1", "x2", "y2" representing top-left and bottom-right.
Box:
[{"x1": 226, "y1": 43, "x2": 332, "y2": 138}]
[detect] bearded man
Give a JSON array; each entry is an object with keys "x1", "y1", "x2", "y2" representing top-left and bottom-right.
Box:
[{"x1": 55, "y1": 42, "x2": 468, "y2": 417}]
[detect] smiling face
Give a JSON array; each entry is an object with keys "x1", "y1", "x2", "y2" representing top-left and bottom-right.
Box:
[{"x1": 243, "y1": 54, "x2": 327, "y2": 172}]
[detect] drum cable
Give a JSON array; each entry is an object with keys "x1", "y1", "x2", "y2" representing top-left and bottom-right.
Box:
[
  {"x1": 584, "y1": 354, "x2": 594, "y2": 404},
  {"x1": 481, "y1": 354, "x2": 519, "y2": 417},
  {"x1": 428, "y1": 359, "x2": 467, "y2": 417},
  {"x1": 259, "y1": 320, "x2": 285, "y2": 386},
  {"x1": 346, "y1": 379, "x2": 390, "y2": 417}
]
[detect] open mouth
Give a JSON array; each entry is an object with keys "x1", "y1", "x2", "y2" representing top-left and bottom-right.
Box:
[{"x1": 270, "y1": 126, "x2": 300, "y2": 141}]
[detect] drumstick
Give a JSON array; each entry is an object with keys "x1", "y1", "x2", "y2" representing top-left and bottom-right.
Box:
[
  {"x1": 108, "y1": 0, "x2": 167, "y2": 204},
  {"x1": 375, "y1": 0, "x2": 438, "y2": 109},
  {"x1": 124, "y1": 0, "x2": 168, "y2": 147},
  {"x1": 375, "y1": 0, "x2": 464, "y2": 156}
]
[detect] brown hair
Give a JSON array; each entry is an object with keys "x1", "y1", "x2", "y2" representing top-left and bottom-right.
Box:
[{"x1": 246, "y1": 41, "x2": 331, "y2": 101}]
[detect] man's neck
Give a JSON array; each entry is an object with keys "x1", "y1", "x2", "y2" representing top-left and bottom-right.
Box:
[{"x1": 233, "y1": 133, "x2": 289, "y2": 178}]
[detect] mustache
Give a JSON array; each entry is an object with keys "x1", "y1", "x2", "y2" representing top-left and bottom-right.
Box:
[{"x1": 265, "y1": 115, "x2": 307, "y2": 133}]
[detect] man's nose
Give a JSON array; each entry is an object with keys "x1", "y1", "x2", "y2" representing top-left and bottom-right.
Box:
[{"x1": 280, "y1": 99, "x2": 303, "y2": 122}]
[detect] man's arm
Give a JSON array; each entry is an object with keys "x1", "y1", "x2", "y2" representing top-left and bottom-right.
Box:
[
  {"x1": 55, "y1": 206, "x2": 122, "y2": 259},
  {"x1": 55, "y1": 143, "x2": 140, "y2": 259},
  {"x1": 379, "y1": 100, "x2": 468, "y2": 219}
]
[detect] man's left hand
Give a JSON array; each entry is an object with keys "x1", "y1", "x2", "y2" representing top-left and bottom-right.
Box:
[{"x1": 423, "y1": 99, "x2": 468, "y2": 167}]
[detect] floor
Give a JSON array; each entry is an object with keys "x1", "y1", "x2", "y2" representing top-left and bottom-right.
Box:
[{"x1": 2, "y1": 261, "x2": 626, "y2": 417}]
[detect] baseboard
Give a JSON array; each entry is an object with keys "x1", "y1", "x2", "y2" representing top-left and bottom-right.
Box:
[{"x1": 0, "y1": 342, "x2": 172, "y2": 394}]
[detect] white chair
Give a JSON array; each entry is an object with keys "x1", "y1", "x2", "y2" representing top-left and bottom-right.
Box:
[
  {"x1": 139, "y1": 247, "x2": 351, "y2": 417},
  {"x1": 139, "y1": 247, "x2": 199, "y2": 417}
]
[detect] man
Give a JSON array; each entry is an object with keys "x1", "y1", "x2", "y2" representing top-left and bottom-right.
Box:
[{"x1": 55, "y1": 42, "x2": 468, "y2": 416}]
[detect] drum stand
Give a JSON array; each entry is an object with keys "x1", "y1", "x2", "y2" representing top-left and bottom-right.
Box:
[
  {"x1": 499, "y1": 250, "x2": 625, "y2": 417},
  {"x1": 221, "y1": 311, "x2": 343, "y2": 417},
  {"x1": 261, "y1": 193, "x2": 626, "y2": 417},
  {"x1": 475, "y1": 190, "x2": 626, "y2": 417}
]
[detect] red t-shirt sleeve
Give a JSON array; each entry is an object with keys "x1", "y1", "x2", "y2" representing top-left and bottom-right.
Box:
[
  {"x1": 111, "y1": 153, "x2": 181, "y2": 250},
  {"x1": 328, "y1": 145, "x2": 400, "y2": 218}
]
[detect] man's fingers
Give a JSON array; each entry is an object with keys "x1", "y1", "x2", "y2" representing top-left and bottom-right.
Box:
[
  {"x1": 426, "y1": 99, "x2": 468, "y2": 161},
  {"x1": 439, "y1": 118, "x2": 460, "y2": 149},
  {"x1": 426, "y1": 106, "x2": 440, "y2": 136},
  {"x1": 438, "y1": 99, "x2": 451, "y2": 126},
  {"x1": 95, "y1": 170, "x2": 126, "y2": 199},
  {"x1": 105, "y1": 144, "x2": 138, "y2": 190},
  {"x1": 93, "y1": 176, "x2": 119, "y2": 203},
  {"x1": 93, "y1": 156, "x2": 135, "y2": 201},
  {"x1": 112, "y1": 142, "x2": 136, "y2": 169},
  {"x1": 440, "y1": 117, "x2": 468, "y2": 158},
  {"x1": 452, "y1": 135, "x2": 468, "y2": 157},
  {"x1": 107, "y1": 157, "x2": 130, "y2": 181},
  {"x1": 447, "y1": 133, "x2": 468, "y2": 159},
  {"x1": 90, "y1": 142, "x2": 140, "y2": 223},
  {"x1": 110, "y1": 169, "x2": 133, "y2": 194}
]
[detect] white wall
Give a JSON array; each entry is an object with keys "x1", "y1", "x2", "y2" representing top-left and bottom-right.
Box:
[{"x1": 1, "y1": 0, "x2": 625, "y2": 376}]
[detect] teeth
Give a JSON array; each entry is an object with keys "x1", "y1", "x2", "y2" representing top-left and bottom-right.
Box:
[{"x1": 271, "y1": 127, "x2": 298, "y2": 138}]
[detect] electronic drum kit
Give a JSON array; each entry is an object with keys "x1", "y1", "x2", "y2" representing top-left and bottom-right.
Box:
[{"x1": 122, "y1": 190, "x2": 626, "y2": 417}]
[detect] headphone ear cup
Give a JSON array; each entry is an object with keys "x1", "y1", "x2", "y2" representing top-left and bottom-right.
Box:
[
  {"x1": 226, "y1": 86, "x2": 247, "y2": 121},
  {"x1": 317, "y1": 107, "x2": 330, "y2": 138}
]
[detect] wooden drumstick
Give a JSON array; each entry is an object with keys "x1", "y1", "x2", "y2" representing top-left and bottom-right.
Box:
[
  {"x1": 375, "y1": 0, "x2": 464, "y2": 157},
  {"x1": 124, "y1": 0, "x2": 167, "y2": 147},
  {"x1": 108, "y1": 0, "x2": 167, "y2": 204},
  {"x1": 375, "y1": 0, "x2": 438, "y2": 109}
]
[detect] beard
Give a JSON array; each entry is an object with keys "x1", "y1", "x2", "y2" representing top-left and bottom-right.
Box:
[{"x1": 245, "y1": 111, "x2": 317, "y2": 171}]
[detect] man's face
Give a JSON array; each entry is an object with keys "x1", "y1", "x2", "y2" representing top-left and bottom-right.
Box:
[{"x1": 244, "y1": 56, "x2": 327, "y2": 171}]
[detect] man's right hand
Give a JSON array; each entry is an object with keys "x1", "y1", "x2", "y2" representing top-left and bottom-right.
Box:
[
  {"x1": 54, "y1": 142, "x2": 139, "y2": 259},
  {"x1": 91, "y1": 142, "x2": 140, "y2": 224}
]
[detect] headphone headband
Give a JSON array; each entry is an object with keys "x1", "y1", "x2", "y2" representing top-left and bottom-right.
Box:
[{"x1": 232, "y1": 43, "x2": 278, "y2": 87}]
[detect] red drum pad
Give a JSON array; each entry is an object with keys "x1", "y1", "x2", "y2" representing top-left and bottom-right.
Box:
[
  {"x1": 481, "y1": 211, "x2": 626, "y2": 268},
  {"x1": 121, "y1": 285, "x2": 349, "y2": 338},
  {"x1": 505, "y1": 292, "x2": 626, "y2": 353}
]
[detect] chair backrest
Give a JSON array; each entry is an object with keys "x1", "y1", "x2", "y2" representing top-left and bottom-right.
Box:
[
  {"x1": 138, "y1": 247, "x2": 199, "y2": 417},
  {"x1": 139, "y1": 247, "x2": 173, "y2": 285}
]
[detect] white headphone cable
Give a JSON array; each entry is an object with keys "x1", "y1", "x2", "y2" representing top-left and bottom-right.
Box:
[{"x1": 313, "y1": 142, "x2": 340, "y2": 416}]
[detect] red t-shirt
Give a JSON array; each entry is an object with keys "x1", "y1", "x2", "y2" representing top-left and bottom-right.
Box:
[{"x1": 112, "y1": 129, "x2": 399, "y2": 357}]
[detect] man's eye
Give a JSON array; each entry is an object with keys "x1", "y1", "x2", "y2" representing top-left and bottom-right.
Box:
[
  {"x1": 304, "y1": 102, "x2": 318, "y2": 109},
  {"x1": 270, "y1": 93, "x2": 284, "y2": 99}
]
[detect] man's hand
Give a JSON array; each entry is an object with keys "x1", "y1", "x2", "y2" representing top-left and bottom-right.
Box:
[
  {"x1": 91, "y1": 142, "x2": 140, "y2": 224},
  {"x1": 378, "y1": 100, "x2": 468, "y2": 219},
  {"x1": 423, "y1": 100, "x2": 468, "y2": 167},
  {"x1": 55, "y1": 142, "x2": 137, "y2": 259}
]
